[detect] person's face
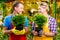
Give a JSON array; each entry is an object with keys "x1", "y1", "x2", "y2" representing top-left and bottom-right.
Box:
[
  {"x1": 15, "y1": 4, "x2": 24, "y2": 14},
  {"x1": 38, "y1": 2, "x2": 49, "y2": 14}
]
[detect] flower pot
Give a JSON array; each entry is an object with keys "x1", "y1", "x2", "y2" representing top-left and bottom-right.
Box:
[
  {"x1": 15, "y1": 24, "x2": 24, "y2": 31},
  {"x1": 35, "y1": 27, "x2": 43, "y2": 37}
]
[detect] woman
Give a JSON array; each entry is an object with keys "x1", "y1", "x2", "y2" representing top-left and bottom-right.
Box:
[{"x1": 32, "y1": 1, "x2": 57, "y2": 40}]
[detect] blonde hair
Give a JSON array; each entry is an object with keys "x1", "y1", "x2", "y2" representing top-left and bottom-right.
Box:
[{"x1": 38, "y1": 1, "x2": 49, "y2": 12}]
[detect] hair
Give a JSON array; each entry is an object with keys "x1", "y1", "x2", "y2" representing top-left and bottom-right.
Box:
[
  {"x1": 41, "y1": 1, "x2": 49, "y2": 4},
  {"x1": 39, "y1": 1, "x2": 50, "y2": 12},
  {"x1": 12, "y1": 1, "x2": 23, "y2": 10},
  {"x1": 11, "y1": 1, "x2": 23, "y2": 13}
]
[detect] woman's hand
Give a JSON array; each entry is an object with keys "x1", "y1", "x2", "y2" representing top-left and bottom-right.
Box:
[
  {"x1": 32, "y1": 30, "x2": 38, "y2": 36},
  {"x1": 39, "y1": 30, "x2": 55, "y2": 37},
  {"x1": 39, "y1": 30, "x2": 44, "y2": 36}
]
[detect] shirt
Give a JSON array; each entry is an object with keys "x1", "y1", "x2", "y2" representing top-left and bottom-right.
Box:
[
  {"x1": 32, "y1": 15, "x2": 57, "y2": 34},
  {"x1": 48, "y1": 15, "x2": 57, "y2": 34},
  {"x1": 3, "y1": 14, "x2": 28, "y2": 30}
]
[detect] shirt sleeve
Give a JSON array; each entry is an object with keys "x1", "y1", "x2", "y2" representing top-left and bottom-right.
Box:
[
  {"x1": 24, "y1": 17, "x2": 28, "y2": 27},
  {"x1": 32, "y1": 22, "x2": 35, "y2": 30},
  {"x1": 3, "y1": 16, "x2": 10, "y2": 28},
  {"x1": 50, "y1": 18, "x2": 57, "y2": 34}
]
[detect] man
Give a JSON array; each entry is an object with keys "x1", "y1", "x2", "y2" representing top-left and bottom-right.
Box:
[
  {"x1": 32, "y1": 1, "x2": 57, "y2": 40},
  {"x1": 3, "y1": 1, "x2": 28, "y2": 40}
]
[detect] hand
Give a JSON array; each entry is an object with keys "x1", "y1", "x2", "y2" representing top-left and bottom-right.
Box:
[
  {"x1": 39, "y1": 30, "x2": 44, "y2": 35},
  {"x1": 2, "y1": 27, "x2": 12, "y2": 34},
  {"x1": 32, "y1": 30, "x2": 38, "y2": 36}
]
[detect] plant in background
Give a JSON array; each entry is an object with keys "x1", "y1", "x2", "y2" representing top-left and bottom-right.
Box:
[
  {"x1": 56, "y1": 7, "x2": 60, "y2": 18},
  {"x1": 58, "y1": 22, "x2": 60, "y2": 28},
  {"x1": 12, "y1": 14, "x2": 25, "y2": 31},
  {"x1": 33, "y1": 13, "x2": 47, "y2": 36},
  {"x1": 0, "y1": 29, "x2": 8, "y2": 40},
  {"x1": 56, "y1": 7, "x2": 60, "y2": 14}
]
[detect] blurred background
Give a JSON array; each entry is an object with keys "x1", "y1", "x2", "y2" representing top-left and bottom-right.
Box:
[{"x1": 0, "y1": 0, "x2": 60, "y2": 40}]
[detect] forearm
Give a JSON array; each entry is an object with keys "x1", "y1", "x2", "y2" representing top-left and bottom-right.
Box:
[
  {"x1": 24, "y1": 27, "x2": 28, "y2": 34},
  {"x1": 3, "y1": 30, "x2": 12, "y2": 34},
  {"x1": 44, "y1": 32, "x2": 55, "y2": 37}
]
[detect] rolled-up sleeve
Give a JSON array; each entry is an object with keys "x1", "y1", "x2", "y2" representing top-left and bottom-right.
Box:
[
  {"x1": 3, "y1": 16, "x2": 9, "y2": 27},
  {"x1": 24, "y1": 17, "x2": 28, "y2": 27},
  {"x1": 32, "y1": 22, "x2": 35, "y2": 30}
]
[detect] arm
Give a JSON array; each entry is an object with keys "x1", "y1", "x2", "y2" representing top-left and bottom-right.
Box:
[
  {"x1": 31, "y1": 22, "x2": 38, "y2": 35},
  {"x1": 24, "y1": 17, "x2": 29, "y2": 34},
  {"x1": 44, "y1": 32, "x2": 55, "y2": 37},
  {"x1": 44, "y1": 18, "x2": 57, "y2": 37},
  {"x1": 3, "y1": 16, "x2": 12, "y2": 34},
  {"x1": 24, "y1": 27, "x2": 28, "y2": 34},
  {"x1": 2, "y1": 27, "x2": 12, "y2": 34}
]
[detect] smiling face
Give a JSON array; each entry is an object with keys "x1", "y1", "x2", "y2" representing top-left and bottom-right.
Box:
[
  {"x1": 14, "y1": 3, "x2": 24, "y2": 14},
  {"x1": 38, "y1": 2, "x2": 49, "y2": 14}
]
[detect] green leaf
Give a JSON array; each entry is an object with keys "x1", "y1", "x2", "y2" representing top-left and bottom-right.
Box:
[
  {"x1": 12, "y1": 14, "x2": 25, "y2": 27},
  {"x1": 33, "y1": 13, "x2": 47, "y2": 28}
]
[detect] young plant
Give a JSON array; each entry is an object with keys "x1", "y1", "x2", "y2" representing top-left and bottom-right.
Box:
[
  {"x1": 33, "y1": 13, "x2": 47, "y2": 36},
  {"x1": 12, "y1": 14, "x2": 25, "y2": 31}
]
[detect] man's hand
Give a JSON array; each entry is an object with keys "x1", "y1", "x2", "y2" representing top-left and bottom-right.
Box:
[{"x1": 2, "y1": 27, "x2": 12, "y2": 34}]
